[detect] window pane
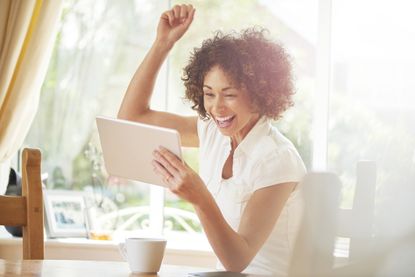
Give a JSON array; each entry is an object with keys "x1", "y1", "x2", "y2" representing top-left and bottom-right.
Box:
[
  {"x1": 24, "y1": 0, "x2": 167, "y2": 236},
  {"x1": 329, "y1": 0, "x2": 415, "y2": 238}
]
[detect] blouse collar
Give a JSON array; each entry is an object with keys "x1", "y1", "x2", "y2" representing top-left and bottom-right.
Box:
[{"x1": 231, "y1": 116, "x2": 272, "y2": 157}]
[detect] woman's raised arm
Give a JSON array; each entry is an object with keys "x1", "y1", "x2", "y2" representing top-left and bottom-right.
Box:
[{"x1": 118, "y1": 5, "x2": 198, "y2": 147}]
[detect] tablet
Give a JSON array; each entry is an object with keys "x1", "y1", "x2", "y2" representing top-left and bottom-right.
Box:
[{"x1": 96, "y1": 116, "x2": 182, "y2": 187}]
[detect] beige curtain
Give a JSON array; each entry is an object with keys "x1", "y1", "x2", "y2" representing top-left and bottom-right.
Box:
[{"x1": 0, "y1": 0, "x2": 63, "y2": 193}]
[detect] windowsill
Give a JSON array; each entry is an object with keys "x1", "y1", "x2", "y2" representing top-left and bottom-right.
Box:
[{"x1": 0, "y1": 227, "x2": 216, "y2": 267}]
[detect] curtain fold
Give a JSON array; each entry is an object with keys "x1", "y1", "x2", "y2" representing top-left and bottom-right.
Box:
[{"x1": 0, "y1": 0, "x2": 63, "y2": 193}]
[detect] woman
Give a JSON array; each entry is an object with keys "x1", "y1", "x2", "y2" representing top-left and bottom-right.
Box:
[{"x1": 118, "y1": 4, "x2": 306, "y2": 275}]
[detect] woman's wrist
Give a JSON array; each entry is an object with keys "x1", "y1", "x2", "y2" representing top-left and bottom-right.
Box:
[
  {"x1": 192, "y1": 186, "x2": 214, "y2": 212},
  {"x1": 153, "y1": 37, "x2": 175, "y2": 52}
]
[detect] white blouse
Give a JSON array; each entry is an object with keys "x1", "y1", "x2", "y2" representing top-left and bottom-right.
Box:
[{"x1": 197, "y1": 116, "x2": 307, "y2": 276}]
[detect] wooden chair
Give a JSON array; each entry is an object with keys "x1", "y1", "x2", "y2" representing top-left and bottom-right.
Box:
[{"x1": 0, "y1": 148, "x2": 44, "y2": 259}]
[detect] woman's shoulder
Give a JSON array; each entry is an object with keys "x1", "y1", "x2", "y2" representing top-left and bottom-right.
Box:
[
  {"x1": 249, "y1": 124, "x2": 298, "y2": 158},
  {"x1": 268, "y1": 125, "x2": 297, "y2": 149},
  {"x1": 252, "y1": 124, "x2": 306, "y2": 170},
  {"x1": 250, "y1": 128, "x2": 307, "y2": 189}
]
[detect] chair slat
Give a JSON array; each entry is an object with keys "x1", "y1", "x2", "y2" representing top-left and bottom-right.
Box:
[{"x1": 0, "y1": 195, "x2": 27, "y2": 225}]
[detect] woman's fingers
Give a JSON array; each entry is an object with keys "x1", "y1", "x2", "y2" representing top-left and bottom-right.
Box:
[
  {"x1": 160, "y1": 9, "x2": 174, "y2": 25},
  {"x1": 180, "y1": 4, "x2": 193, "y2": 23},
  {"x1": 154, "y1": 147, "x2": 191, "y2": 181},
  {"x1": 153, "y1": 147, "x2": 206, "y2": 204},
  {"x1": 170, "y1": 4, "x2": 194, "y2": 25},
  {"x1": 172, "y1": 5, "x2": 181, "y2": 19},
  {"x1": 184, "y1": 6, "x2": 195, "y2": 27},
  {"x1": 153, "y1": 150, "x2": 180, "y2": 176},
  {"x1": 165, "y1": 10, "x2": 175, "y2": 26},
  {"x1": 156, "y1": 147, "x2": 186, "y2": 171},
  {"x1": 179, "y1": 5, "x2": 187, "y2": 22},
  {"x1": 152, "y1": 160, "x2": 173, "y2": 185}
]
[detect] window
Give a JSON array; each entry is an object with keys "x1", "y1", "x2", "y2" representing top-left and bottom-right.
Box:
[
  {"x1": 21, "y1": 0, "x2": 318, "y2": 247},
  {"x1": 25, "y1": 0, "x2": 415, "y2": 252},
  {"x1": 329, "y1": 0, "x2": 415, "y2": 237},
  {"x1": 23, "y1": 0, "x2": 316, "y2": 249},
  {"x1": 24, "y1": 0, "x2": 170, "y2": 239}
]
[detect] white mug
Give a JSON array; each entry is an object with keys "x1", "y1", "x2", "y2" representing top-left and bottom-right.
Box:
[{"x1": 119, "y1": 237, "x2": 167, "y2": 273}]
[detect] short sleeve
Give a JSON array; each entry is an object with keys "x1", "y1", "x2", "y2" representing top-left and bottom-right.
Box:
[{"x1": 252, "y1": 147, "x2": 307, "y2": 191}]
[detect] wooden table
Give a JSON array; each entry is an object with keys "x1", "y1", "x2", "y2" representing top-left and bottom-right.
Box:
[{"x1": 0, "y1": 259, "x2": 214, "y2": 276}]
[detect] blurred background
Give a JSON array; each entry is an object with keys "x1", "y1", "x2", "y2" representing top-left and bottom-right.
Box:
[{"x1": 19, "y1": 0, "x2": 415, "y2": 266}]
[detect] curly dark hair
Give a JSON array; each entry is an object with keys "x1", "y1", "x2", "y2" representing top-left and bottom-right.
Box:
[{"x1": 182, "y1": 27, "x2": 294, "y2": 120}]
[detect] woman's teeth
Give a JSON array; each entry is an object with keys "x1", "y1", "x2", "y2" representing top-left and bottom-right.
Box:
[{"x1": 216, "y1": 115, "x2": 235, "y2": 128}]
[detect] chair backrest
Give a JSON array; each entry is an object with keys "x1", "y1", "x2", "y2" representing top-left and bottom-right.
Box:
[
  {"x1": 0, "y1": 148, "x2": 44, "y2": 259},
  {"x1": 289, "y1": 172, "x2": 342, "y2": 276},
  {"x1": 289, "y1": 161, "x2": 377, "y2": 276},
  {"x1": 337, "y1": 161, "x2": 376, "y2": 261}
]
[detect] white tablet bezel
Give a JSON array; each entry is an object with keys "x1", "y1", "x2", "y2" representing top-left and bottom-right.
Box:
[{"x1": 96, "y1": 116, "x2": 182, "y2": 187}]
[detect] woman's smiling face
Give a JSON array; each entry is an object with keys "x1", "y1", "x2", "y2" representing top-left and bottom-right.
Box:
[{"x1": 203, "y1": 65, "x2": 260, "y2": 143}]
